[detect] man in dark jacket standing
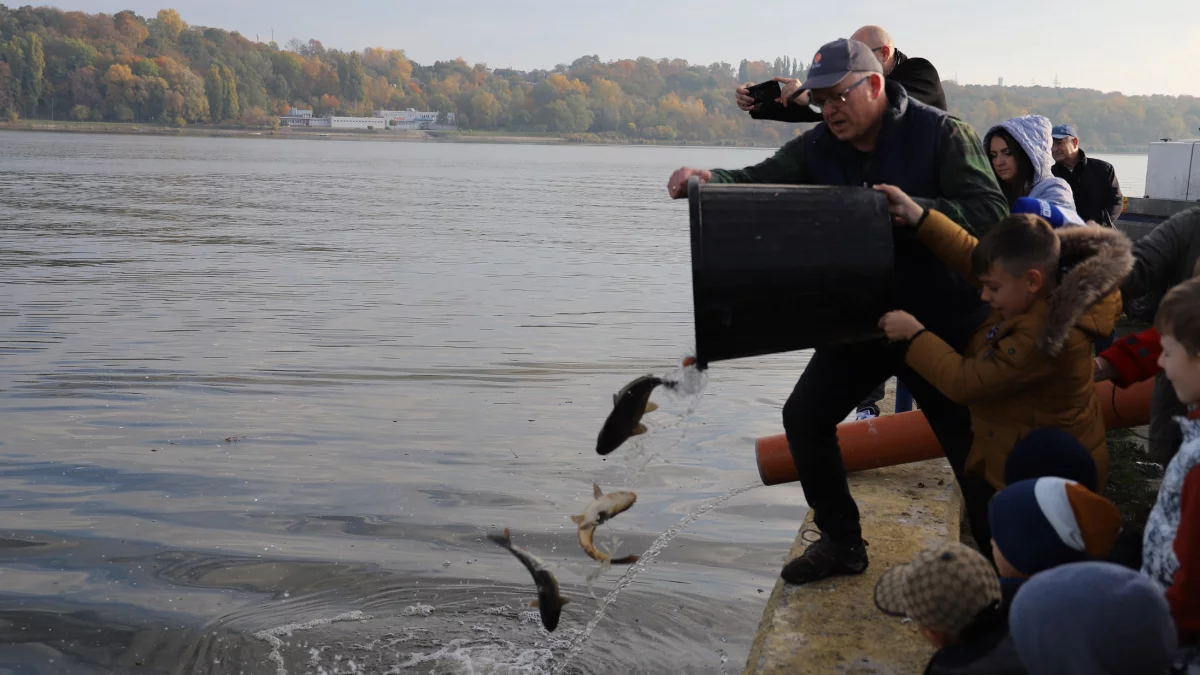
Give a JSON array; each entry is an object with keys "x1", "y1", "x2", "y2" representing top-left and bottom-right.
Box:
[
  {"x1": 1051, "y1": 124, "x2": 1124, "y2": 226},
  {"x1": 736, "y1": 25, "x2": 946, "y2": 121},
  {"x1": 1121, "y1": 207, "x2": 1200, "y2": 463},
  {"x1": 668, "y1": 39, "x2": 1007, "y2": 585}
]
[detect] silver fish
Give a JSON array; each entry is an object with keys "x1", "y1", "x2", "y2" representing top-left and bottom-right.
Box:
[{"x1": 570, "y1": 483, "x2": 639, "y2": 564}]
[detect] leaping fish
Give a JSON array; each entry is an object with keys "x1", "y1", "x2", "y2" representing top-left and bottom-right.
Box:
[
  {"x1": 596, "y1": 375, "x2": 674, "y2": 455},
  {"x1": 487, "y1": 528, "x2": 569, "y2": 632},
  {"x1": 570, "y1": 483, "x2": 639, "y2": 564}
]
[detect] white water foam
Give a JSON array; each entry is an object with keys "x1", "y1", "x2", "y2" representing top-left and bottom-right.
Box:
[
  {"x1": 551, "y1": 481, "x2": 759, "y2": 674},
  {"x1": 254, "y1": 610, "x2": 372, "y2": 675},
  {"x1": 384, "y1": 637, "x2": 558, "y2": 674}
]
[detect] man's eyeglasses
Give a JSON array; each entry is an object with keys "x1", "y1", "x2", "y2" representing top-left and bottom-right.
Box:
[{"x1": 810, "y1": 76, "x2": 870, "y2": 111}]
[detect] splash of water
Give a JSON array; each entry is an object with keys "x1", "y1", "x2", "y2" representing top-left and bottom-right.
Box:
[
  {"x1": 621, "y1": 361, "x2": 709, "y2": 486},
  {"x1": 551, "y1": 482, "x2": 759, "y2": 674},
  {"x1": 253, "y1": 610, "x2": 371, "y2": 675}
]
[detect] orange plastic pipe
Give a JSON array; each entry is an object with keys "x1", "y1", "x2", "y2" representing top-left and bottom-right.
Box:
[{"x1": 756, "y1": 378, "x2": 1155, "y2": 486}]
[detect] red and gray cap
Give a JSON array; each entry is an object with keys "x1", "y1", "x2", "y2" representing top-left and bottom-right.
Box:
[{"x1": 800, "y1": 38, "x2": 884, "y2": 91}]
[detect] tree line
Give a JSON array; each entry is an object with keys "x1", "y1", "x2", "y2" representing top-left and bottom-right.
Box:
[{"x1": 1, "y1": 4, "x2": 1196, "y2": 149}]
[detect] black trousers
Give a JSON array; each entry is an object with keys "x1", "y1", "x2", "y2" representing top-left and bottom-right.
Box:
[{"x1": 782, "y1": 311, "x2": 995, "y2": 554}]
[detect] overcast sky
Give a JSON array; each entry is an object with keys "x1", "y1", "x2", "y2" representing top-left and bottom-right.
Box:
[{"x1": 48, "y1": 0, "x2": 1200, "y2": 97}]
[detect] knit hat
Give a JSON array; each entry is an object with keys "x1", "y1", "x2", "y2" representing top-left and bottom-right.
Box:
[
  {"x1": 1010, "y1": 561, "x2": 1177, "y2": 675},
  {"x1": 989, "y1": 477, "x2": 1121, "y2": 576},
  {"x1": 874, "y1": 542, "x2": 1001, "y2": 636},
  {"x1": 1005, "y1": 428, "x2": 1098, "y2": 491}
]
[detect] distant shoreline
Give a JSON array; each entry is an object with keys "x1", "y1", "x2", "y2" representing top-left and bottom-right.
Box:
[
  {"x1": 0, "y1": 120, "x2": 788, "y2": 150},
  {"x1": 0, "y1": 120, "x2": 1154, "y2": 154}
]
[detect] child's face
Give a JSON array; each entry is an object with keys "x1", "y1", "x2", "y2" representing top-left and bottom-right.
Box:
[
  {"x1": 1158, "y1": 333, "x2": 1200, "y2": 406},
  {"x1": 978, "y1": 262, "x2": 1045, "y2": 321}
]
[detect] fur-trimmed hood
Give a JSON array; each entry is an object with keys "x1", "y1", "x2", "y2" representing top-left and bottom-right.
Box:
[{"x1": 1039, "y1": 226, "x2": 1134, "y2": 356}]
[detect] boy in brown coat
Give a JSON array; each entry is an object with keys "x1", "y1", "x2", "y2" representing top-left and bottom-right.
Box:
[{"x1": 875, "y1": 184, "x2": 1132, "y2": 495}]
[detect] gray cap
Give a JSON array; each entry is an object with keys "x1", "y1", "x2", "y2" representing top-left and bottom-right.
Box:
[{"x1": 800, "y1": 38, "x2": 884, "y2": 91}]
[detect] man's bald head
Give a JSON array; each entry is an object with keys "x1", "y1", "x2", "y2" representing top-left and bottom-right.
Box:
[{"x1": 850, "y1": 25, "x2": 897, "y2": 74}]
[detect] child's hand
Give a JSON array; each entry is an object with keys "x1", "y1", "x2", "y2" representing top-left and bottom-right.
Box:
[
  {"x1": 873, "y1": 184, "x2": 924, "y2": 226},
  {"x1": 1094, "y1": 356, "x2": 1116, "y2": 382},
  {"x1": 879, "y1": 311, "x2": 925, "y2": 342}
]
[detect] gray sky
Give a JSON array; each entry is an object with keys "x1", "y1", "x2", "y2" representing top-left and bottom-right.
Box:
[{"x1": 52, "y1": 0, "x2": 1200, "y2": 97}]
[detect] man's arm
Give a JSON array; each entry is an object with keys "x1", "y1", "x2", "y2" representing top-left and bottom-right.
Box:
[
  {"x1": 709, "y1": 136, "x2": 809, "y2": 185},
  {"x1": 910, "y1": 118, "x2": 1008, "y2": 236},
  {"x1": 1122, "y1": 208, "x2": 1196, "y2": 299},
  {"x1": 1105, "y1": 163, "x2": 1125, "y2": 223},
  {"x1": 749, "y1": 101, "x2": 823, "y2": 124}
]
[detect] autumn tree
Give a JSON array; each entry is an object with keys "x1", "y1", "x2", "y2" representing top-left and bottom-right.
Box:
[{"x1": 153, "y1": 8, "x2": 185, "y2": 42}]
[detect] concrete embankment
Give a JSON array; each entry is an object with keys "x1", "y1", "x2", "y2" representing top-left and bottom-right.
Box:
[{"x1": 743, "y1": 458, "x2": 963, "y2": 674}]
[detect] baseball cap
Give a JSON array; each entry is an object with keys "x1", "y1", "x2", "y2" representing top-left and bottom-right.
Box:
[
  {"x1": 989, "y1": 477, "x2": 1122, "y2": 576},
  {"x1": 1052, "y1": 124, "x2": 1078, "y2": 139},
  {"x1": 800, "y1": 38, "x2": 884, "y2": 91},
  {"x1": 874, "y1": 542, "x2": 1001, "y2": 636}
]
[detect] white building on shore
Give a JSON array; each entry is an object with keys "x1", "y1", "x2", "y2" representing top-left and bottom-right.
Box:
[{"x1": 279, "y1": 107, "x2": 455, "y2": 130}]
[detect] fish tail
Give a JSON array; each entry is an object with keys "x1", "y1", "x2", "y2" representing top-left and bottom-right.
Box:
[
  {"x1": 487, "y1": 528, "x2": 512, "y2": 547},
  {"x1": 609, "y1": 554, "x2": 639, "y2": 565}
]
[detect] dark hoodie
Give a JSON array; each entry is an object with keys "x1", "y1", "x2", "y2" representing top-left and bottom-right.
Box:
[
  {"x1": 923, "y1": 603, "x2": 1027, "y2": 675},
  {"x1": 750, "y1": 49, "x2": 947, "y2": 123}
]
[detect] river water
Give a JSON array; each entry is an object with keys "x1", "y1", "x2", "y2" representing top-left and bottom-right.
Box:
[{"x1": 0, "y1": 132, "x2": 1150, "y2": 674}]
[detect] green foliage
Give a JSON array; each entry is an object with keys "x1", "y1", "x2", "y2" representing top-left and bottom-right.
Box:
[{"x1": 0, "y1": 2, "x2": 1195, "y2": 145}]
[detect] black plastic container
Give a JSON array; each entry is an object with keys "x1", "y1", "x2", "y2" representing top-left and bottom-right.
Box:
[{"x1": 687, "y1": 177, "x2": 895, "y2": 369}]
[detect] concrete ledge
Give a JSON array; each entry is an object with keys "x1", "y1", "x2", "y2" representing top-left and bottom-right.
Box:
[{"x1": 743, "y1": 460, "x2": 961, "y2": 675}]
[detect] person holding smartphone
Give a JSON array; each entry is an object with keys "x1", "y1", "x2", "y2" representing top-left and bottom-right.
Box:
[{"x1": 736, "y1": 25, "x2": 947, "y2": 123}]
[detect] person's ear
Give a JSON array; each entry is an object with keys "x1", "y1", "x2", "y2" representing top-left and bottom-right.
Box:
[{"x1": 1024, "y1": 267, "x2": 1046, "y2": 294}]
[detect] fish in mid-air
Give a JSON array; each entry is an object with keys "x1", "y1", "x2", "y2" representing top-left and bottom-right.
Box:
[
  {"x1": 570, "y1": 483, "x2": 639, "y2": 564},
  {"x1": 596, "y1": 375, "x2": 675, "y2": 455},
  {"x1": 487, "y1": 528, "x2": 570, "y2": 631}
]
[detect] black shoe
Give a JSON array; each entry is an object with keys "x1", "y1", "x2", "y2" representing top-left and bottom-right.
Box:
[{"x1": 781, "y1": 530, "x2": 868, "y2": 585}]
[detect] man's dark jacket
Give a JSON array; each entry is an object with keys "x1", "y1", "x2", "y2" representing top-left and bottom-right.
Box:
[
  {"x1": 750, "y1": 49, "x2": 948, "y2": 123},
  {"x1": 1122, "y1": 207, "x2": 1200, "y2": 463},
  {"x1": 710, "y1": 81, "x2": 1007, "y2": 337},
  {"x1": 1051, "y1": 150, "x2": 1124, "y2": 225}
]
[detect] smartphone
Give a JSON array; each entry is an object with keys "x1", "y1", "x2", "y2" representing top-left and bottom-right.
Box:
[{"x1": 746, "y1": 80, "x2": 782, "y2": 106}]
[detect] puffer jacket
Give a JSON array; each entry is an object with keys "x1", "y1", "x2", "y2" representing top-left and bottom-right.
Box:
[
  {"x1": 984, "y1": 115, "x2": 1084, "y2": 225},
  {"x1": 904, "y1": 210, "x2": 1133, "y2": 489}
]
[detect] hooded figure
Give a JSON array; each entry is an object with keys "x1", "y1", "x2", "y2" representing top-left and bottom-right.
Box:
[{"x1": 984, "y1": 115, "x2": 1084, "y2": 225}]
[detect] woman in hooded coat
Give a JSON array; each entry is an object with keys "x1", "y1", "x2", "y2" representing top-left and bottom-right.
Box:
[{"x1": 984, "y1": 115, "x2": 1085, "y2": 226}]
